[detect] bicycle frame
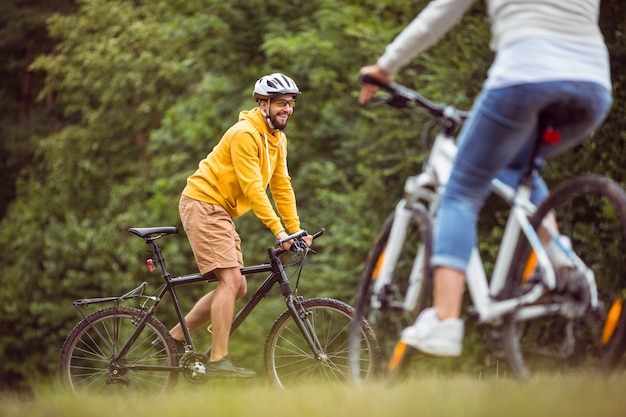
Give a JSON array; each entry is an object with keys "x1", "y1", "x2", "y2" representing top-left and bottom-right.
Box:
[
  {"x1": 72, "y1": 229, "x2": 327, "y2": 372},
  {"x1": 374, "y1": 130, "x2": 599, "y2": 327}
]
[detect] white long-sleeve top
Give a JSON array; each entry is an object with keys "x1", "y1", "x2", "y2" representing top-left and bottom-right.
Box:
[{"x1": 377, "y1": 0, "x2": 610, "y2": 90}]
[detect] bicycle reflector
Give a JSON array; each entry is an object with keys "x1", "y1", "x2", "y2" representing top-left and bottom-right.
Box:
[
  {"x1": 542, "y1": 126, "x2": 561, "y2": 144},
  {"x1": 146, "y1": 259, "x2": 156, "y2": 272}
]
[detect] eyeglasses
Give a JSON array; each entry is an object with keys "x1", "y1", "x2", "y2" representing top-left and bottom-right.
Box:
[{"x1": 270, "y1": 98, "x2": 297, "y2": 108}]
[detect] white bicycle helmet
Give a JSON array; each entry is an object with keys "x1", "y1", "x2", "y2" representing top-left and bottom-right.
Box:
[{"x1": 253, "y1": 73, "x2": 301, "y2": 101}]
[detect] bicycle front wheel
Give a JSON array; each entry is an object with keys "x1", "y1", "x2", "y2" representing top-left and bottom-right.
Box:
[
  {"x1": 503, "y1": 174, "x2": 626, "y2": 377},
  {"x1": 349, "y1": 203, "x2": 433, "y2": 380},
  {"x1": 264, "y1": 297, "x2": 380, "y2": 388},
  {"x1": 60, "y1": 306, "x2": 179, "y2": 393}
]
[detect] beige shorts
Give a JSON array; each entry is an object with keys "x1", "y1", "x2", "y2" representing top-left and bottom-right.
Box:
[{"x1": 179, "y1": 194, "x2": 243, "y2": 275}]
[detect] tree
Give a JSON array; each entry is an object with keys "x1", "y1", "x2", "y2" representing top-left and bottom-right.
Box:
[{"x1": 0, "y1": 0, "x2": 77, "y2": 218}]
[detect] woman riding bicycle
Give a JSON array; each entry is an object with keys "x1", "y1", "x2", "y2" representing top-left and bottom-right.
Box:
[{"x1": 359, "y1": 0, "x2": 612, "y2": 357}]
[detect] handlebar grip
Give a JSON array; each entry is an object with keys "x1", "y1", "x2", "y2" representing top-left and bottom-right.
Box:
[
  {"x1": 312, "y1": 228, "x2": 326, "y2": 240},
  {"x1": 275, "y1": 228, "x2": 326, "y2": 247},
  {"x1": 359, "y1": 74, "x2": 393, "y2": 92},
  {"x1": 275, "y1": 229, "x2": 308, "y2": 247}
]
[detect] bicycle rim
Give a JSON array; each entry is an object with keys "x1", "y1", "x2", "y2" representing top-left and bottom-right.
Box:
[
  {"x1": 503, "y1": 174, "x2": 626, "y2": 377},
  {"x1": 264, "y1": 297, "x2": 380, "y2": 388},
  {"x1": 59, "y1": 306, "x2": 178, "y2": 393},
  {"x1": 349, "y1": 205, "x2": 433, "y2": 382}
]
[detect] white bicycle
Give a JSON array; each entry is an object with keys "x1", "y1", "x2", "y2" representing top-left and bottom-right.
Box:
[{"x1": 349, "y1": 75, "x2": 626, "y2": 381}]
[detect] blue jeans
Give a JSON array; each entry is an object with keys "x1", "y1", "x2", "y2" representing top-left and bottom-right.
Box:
[{"x1": 432, "y1": 81, "x2": 613, "y2": 272}]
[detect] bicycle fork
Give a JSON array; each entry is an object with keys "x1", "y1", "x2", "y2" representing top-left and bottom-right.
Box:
[
  {"x1": 370, "y1": 199, "x2": 412, "y2": 310},
  {"x1": 273, "y1": 252, "x2": 327, "y2": 362},
  {"x1": 284, "y1": 295, "x2": 327, "y2": 361}
]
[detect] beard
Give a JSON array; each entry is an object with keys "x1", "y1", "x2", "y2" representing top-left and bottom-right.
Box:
[{"x1": 269, "y1": 113, "x2": 289, "y2": 131}]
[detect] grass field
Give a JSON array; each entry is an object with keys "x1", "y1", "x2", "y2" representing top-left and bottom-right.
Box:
[{"x1": 2, "y1": 372, "x2": 625, "y2": 417}]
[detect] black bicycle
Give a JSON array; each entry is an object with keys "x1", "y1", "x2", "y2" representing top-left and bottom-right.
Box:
[{"x1": 60, "y1": 228, "x2": 381, "y2": 392}]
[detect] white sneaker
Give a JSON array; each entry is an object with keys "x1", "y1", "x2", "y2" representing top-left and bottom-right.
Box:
[{"x1": 401, "y1": 307, "x2": 464, "y2": 357}]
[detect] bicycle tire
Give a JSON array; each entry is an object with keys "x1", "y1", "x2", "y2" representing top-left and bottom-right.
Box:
[
  {"x1": 349, "y1": 203, "x2": 433, "y2": 381},
  {"x1": 502, "y1": 174, "x2": 626, "y2": 378},
  {"x1": 59, "y1": 306, "x2": 179, "y2": 393},
  {"x1": 264, "y1": 297, "x2": 381, "y2": 388}
]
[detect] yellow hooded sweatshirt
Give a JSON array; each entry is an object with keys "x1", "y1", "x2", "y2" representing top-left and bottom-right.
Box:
[{"x1": 182, "y1": 107, "x2": 300, "y2": 236}]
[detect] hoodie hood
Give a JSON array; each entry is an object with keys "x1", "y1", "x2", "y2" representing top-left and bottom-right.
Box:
[
  {"x1": 239, "y1": 107, "x2": 285, "y2": 148},
  {"x1": 182, "y1": 104, "x2": 299, "y2": 236}
]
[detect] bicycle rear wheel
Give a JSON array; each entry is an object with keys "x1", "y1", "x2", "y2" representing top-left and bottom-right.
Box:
[
  {"x1": 503, "y1": 174, "x2": 626, "y2": 377},
  {"x1": 349, "y1": 203, "x2": 433, "y2": 381},
  {"x1": 264, "y1": 297, "x2": 380, "y2": 388},
  {"x1": 60, "y1": 306, "x2": 179, "y2": 393}
]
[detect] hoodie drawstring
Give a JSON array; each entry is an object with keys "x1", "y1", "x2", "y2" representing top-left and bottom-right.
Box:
[{"x1": 264, "y1": 133, "x2": 271, "y2": 175}]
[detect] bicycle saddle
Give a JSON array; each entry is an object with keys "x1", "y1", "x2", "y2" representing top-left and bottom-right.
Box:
[{"x1": 128, "y1": 226, "x2": 178, "y2": 239}]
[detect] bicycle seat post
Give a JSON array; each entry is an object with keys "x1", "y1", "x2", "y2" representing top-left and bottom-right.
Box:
[
  {"x1": 518, "y1": 127, "x2": 553, "y2": 193},
  {"x1": 146, "y1": 238, "x2": 171, "y2": 281}
]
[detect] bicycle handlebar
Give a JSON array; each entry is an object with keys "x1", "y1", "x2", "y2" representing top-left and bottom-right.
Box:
[
  {"x1": 359, "y1": 74, "x2": 469, "y2": 122},
  {"x1": 275, "y1": 228, "x2": 326, "y2": 247}
]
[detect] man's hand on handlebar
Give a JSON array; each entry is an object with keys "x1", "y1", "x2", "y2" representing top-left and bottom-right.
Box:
[
  {"x1": 358, "y1": 64, "x2": 393, "y2": 104},
  {"x1": 275, "y1": 230, "x2": 314, "y2": 251}
]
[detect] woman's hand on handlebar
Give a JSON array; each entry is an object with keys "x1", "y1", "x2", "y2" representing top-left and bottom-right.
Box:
[{"x1": 358, "y1": 64, "x2": 393, "y2": 104}]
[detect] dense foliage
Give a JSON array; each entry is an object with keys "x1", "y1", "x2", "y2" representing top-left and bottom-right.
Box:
[{"x1": 1, "y1": 0, "x2": 624, "y2": 390}]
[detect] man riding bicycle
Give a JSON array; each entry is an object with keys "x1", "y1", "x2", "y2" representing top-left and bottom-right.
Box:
[{"x1": 166, "y1": 73, "x2": 313, "y2": 377}]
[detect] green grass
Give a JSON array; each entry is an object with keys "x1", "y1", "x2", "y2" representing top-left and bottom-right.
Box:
[{"x1": 2, "y1": 373, "x2": 625, "y2": 417}]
